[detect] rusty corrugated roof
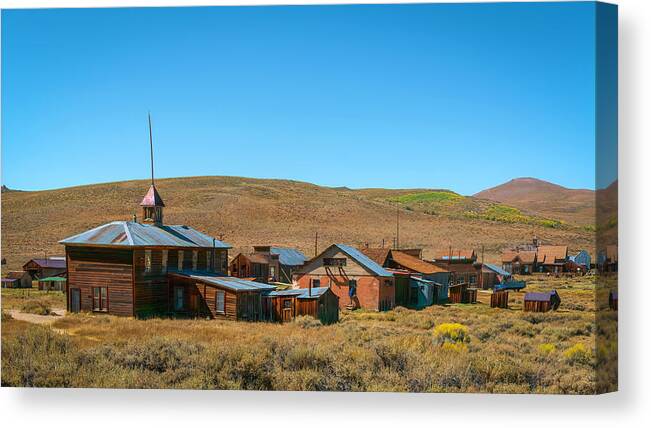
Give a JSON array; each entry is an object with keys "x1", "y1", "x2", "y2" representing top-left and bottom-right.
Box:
[{"x1": 390, "y1": 251, "x2": 449, "y2": 274}]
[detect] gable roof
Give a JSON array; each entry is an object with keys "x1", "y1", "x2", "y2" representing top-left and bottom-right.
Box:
[
  {"x1": 5, "y1": 271, "x2": 29, "y2": 279},
  {"x1": 360, "y1": 248, "x2": 391, "y2": 266},
  {"x1": 537, "y1": 245, "x2": 568, "y2": 264},
  {"x1": 60, "y1": 221, "x2": 231, "y2": 249},
  {"x1": 23, "y1": 258, "x2": 67, "y2": 269},
  {"x1": 390, "y1": 250, "x2": 449, "y2": 274},
  {"x1": 335, "y1": 244, "x2": 393, "y2": 277},
  {"x1": 269, "y1": 247, "x2": 307, "y2": 266}
]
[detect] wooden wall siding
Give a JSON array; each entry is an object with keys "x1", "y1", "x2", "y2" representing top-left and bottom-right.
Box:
[
  {"x1": 237, "y1": 291, "x2": 264, "y2": 321},
  {"x1": 295, "y1": 292, "x2": 339, "y2": 324},
  {"x1": 66, "y1": 247, "x2": 134, "y2": 316},
  {"x1": 271, "y1": 295, "x2": 296, "y2": 323},
  {"x1": 394, "y1": 276, "x2": 410, "y2": 306},
  {"x1": 523, "y1": 300, "x2": 551, "y2": 312},
  {"x1": 490, "y1": 291, "x2": 509, "y2": 308},
  {"x1": 448, "y1": 285, "x2": 477, "y2": 304},
  {"x1": 133, "y1": 249, "x2": 170, "y2": 317}
]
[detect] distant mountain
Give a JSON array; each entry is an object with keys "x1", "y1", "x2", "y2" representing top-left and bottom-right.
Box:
[{"x1": 474, "y1": 177, "x2": 595, "y2": 226}]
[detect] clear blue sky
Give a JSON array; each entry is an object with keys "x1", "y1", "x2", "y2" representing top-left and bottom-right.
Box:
[{"x1": 2, "y1": 3, "x2": 608, "y2": 194}]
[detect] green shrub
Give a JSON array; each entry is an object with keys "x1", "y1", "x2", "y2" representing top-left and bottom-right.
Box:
[{"x1": 293, "y1": 315, "x2": 322, "y2": 329}]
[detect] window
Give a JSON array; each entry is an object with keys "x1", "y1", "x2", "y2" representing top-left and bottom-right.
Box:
[
  {"x1": 270, "y1": 266, "x2": 276, "y2": 281},
  {"x1": 174, "y1": 287, "x2": 184, "y2": 311},
  {"x1": 92, "y1": 287, "x2": 108, "y2": 312},
  {"x1": 206, "y1": 252, "x2": 211, "y2": 271},
  {"x1": 469, "y1": 274, "x2": 476, "y2": 285},
  {"x1": 215, "y1": 290, "x2": 225, "y2": 314},
  {"x1": 162, "y1": 250, "x2": 168, "y2": 272},
  {"x1": 323, "y1": 257, "x2": 347, "y2": 267},
  {"x1": 283, "y1": 299, "x2": 293, "y2": 309},
  {"x1": 384, "y1": 280, "x2": 392, "y2": 287},
  {"x1": 144, "y1": 250, "x2": 152, "y2": 273},
  {"x1": 457, "y1": 275, "x2": 465, "y2": 284},
  {"x1": 192, "y1": 250, "x2": 198, "y2": 271},
  {"x1": 178, "y1": 251, "x2": 184, "y2": 271},
  {"x1": 311, "y1": 278, "x2": 321, "y2": 288}
]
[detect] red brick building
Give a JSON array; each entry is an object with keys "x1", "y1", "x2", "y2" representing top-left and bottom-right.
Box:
[{"x1": 292, "y1": 243, "x2": 394, "y2": 311}]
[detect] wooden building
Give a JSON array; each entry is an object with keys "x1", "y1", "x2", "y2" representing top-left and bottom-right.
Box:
[
  {"x1": 230, "y1": 246, "x2": 307, "y2": 283},
  {"x1": 569, "y1": 250, "x2": 592, "y2": 272},
  {"x1": 60, "y1": 183, "x2": 232, "y2": 318},
  {"x1": 490, "y1": 290, "x2": 509, "y2": 309},
  {"x1": 363, "y1": 248, "x2": 450, "y2": 305},
  {"x1": 501, "y1": 250, "x2": 537, "y2": 275},
  {"x1": 167, "y1": 272, "x2": 275, "y2": 320},
  {"x1": 523, "y1": 290, "x2": 561, "y2": 312},
  {"x1": 1, "y1": 271, "x2": 32, "y2": 288},
  {"x1": 481, "y1": 263, "x2": 513, "y2": 289},
  {"x1": 293, "y1": 243, "x2": 395, "y2": 311},
  {"x1": 269, "y1": 287, "x2": 339, "y2": 324},
  {"x1": 229, "y1": 253, "x2": 271, "y2": 283},
  {"x1": 38, "y1": 276, "x2": 67, "y2": 292},
  {"x1": 448, "y1": 283, "x2": 477, "y2": 304},
  {"x1": 598, "y1": 245, "x2": 618, "y2": 273},
  {"x1": 536, "y1": 246, "x2": 568, "y2": 273},
  {"x1": 22, "y1": 257, "x2": 66, "y2": 280}
]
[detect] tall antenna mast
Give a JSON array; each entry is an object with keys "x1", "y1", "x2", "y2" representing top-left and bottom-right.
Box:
[
  {"x1": 148, "y1": 112, "x2": 155, "y2": 185},
  {"x1": 396, "y1": 202, "x2": 400, "y2": 250}
]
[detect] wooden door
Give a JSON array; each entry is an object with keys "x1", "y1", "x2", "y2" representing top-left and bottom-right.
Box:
[
  {"x1": 70, "y1": 288, "x2": 81, "y2": 313},
  {"x1": 281, "y1": 298, "x2": 294, "y2": 322}
]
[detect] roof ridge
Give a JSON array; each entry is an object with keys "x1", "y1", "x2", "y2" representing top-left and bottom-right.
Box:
[{"x1": 122, "y1": 222, "x2": 135, "y2": 246}]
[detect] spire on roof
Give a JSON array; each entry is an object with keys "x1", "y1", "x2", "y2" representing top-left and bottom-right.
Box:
[{"x1": 140, "y1": 113, "x2": 164, "y2": 225}]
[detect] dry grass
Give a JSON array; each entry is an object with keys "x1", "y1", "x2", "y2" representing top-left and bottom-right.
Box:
[
  {"x1": 1, "y1": 176, "x2": 596, "y2": 271},
  {"x1": 1, "y1": 275, "x2": 617, "y2": 393},
  {"x1": 1, "y1": 288, "x2": 66, "y2": 311}
]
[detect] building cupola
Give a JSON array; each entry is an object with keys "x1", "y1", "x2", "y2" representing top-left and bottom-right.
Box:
[
  {"x1": 140, "y1": 112, "x2": 164, "y2": 226},
  {"x1": 140, "y1": 184, "x2": 165, "y2": 225}
]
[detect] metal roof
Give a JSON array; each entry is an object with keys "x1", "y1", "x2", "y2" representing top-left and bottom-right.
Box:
[
  {"x1": 336, "y1": 244, "x2": 393, "y2": 277},
  {"x1": 60, "y1": 221, "x2": 231, "y2": 249},
  {"x1": 140, "y1": 184, "x2": 165, "y2": 207},
  {"x1": 269, "y1": 287, "x2": 329, "y2": 298},
  {"x1": 39, "y1": 276, "x2": 67, "y2": 282},
  {"x1": 24, "y1": 258, "x2": 67, "y2": 269},
  {"x1": 483, "y1": 263, "x2": 511, "y2": 277},
  {"x1": 175, "y1": 272, "x2": 275, "y2": 292},
  {"x1": 524, "y1": 290, "x2": 558, "y2": 302},
  {"x1": 270, "y1": 247, "x2": 307, "y2": 266}
]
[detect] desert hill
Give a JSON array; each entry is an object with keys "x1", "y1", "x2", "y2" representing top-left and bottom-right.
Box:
[
  {"x1": 1, "y1": 176, "x2": 596, "y2": 271},
  {"x1": 474, "y1": 177, "x2": 595, "y2": 226}
]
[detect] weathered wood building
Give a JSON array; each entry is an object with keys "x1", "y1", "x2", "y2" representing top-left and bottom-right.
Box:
[
  {"x1": 1, "y1": 271, "x2": 32, "y2": 288},
  {"x1": 22, "y1": 257, "x2": 66, "y2": 280},
  {"x1": 269, "y1": 287, "x2": 339, "y2": 324},
  {"x1": 523, "y1": 290, "x2": 561, "y2": 312},
  {"x1": 293, "y1": 244, "x2": 395, "y2": 311},
  {"x1": 230, "y1": 246, "x2": 307, "y2": 283},
  {"x1": 60, "y1": 183, "x2": 232, "y2": 317}
]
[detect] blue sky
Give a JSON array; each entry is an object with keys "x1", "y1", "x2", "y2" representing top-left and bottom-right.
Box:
[{"x1": 2, "y1": 3, "x2": 609, "y2": 194}]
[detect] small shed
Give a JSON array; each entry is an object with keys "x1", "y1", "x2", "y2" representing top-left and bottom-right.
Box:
[
  {"x1": 609, "y1": 290, "x2": 618, "y2": 311},
  {"x1": 408, "y1": 277, "x2": 435, "y2": 309},
  {"x1": 523, "y1": 290, "x2": 561, "y2": 312},
  {"x1": 38, "y1": 276, "x2": 67, "y2": 292},
  {"x1": 490, "y1": 290, "x2": 509, "y2": 309},
  {"x1": 448, "y1": 283, "x2": 477, "y2": 304},
  {"x1": 270, "y1": 287, "x2": 339, "y2": 324},
  {"x1": 2, "y1": 271, "x2": 32, "y2": 288}
]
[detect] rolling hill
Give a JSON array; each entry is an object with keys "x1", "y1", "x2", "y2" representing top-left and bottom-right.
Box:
[
  {"x1": 1, "y1": 176, "x2": 596, "y2": 271},
  {"x1": 473, "y1": 177, "x2": 595, "y2": 226}
]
